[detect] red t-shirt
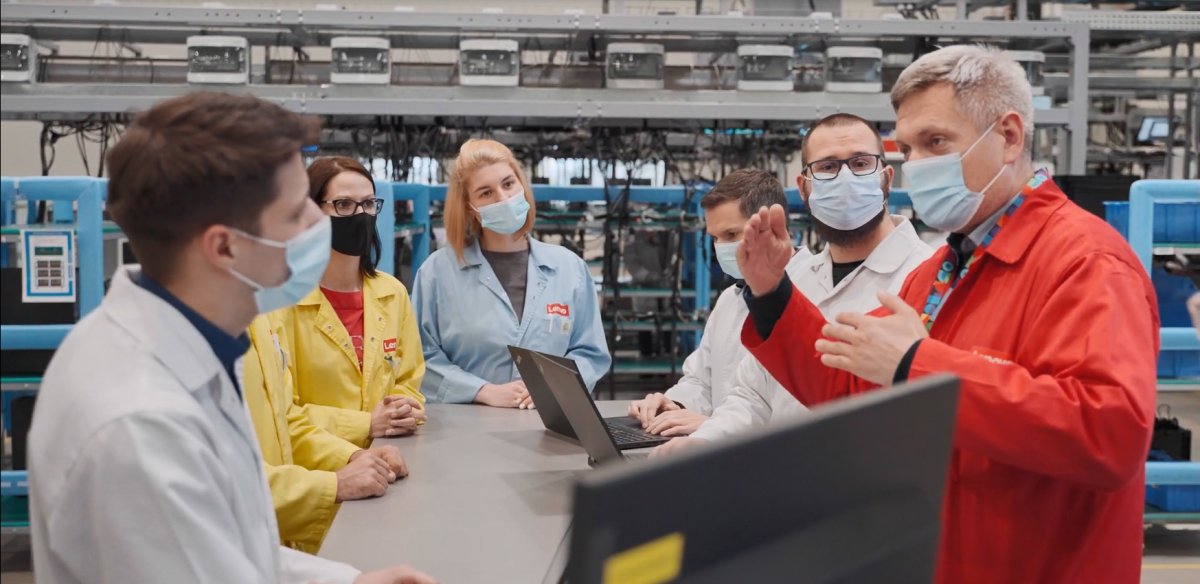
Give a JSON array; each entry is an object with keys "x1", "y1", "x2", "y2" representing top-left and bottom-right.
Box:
[{"x1": 321, "y1": 287, "x2": 365, "y2": 370}]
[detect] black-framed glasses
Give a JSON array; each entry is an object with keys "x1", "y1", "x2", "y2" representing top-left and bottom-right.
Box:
[
  {"x1": 803, "y1": 155, "x2": 884, "y2": 181},
  {"x1": 323, "y1": 198, "x2": 385, "y2": 216}
]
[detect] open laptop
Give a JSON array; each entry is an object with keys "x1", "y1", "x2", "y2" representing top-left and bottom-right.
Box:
[{"x1": 508, "y1": 346, "x2": 668, "y2": 456}]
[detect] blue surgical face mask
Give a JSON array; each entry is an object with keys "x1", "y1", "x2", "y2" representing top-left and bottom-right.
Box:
[
  {"x1": 903, "y1": 120, "x2": 1009, "y2": 232},
  {"x1": 229, "y1": 216, "x2": 332, "y2": 314},
  {"x1": 473, "y1": 190, "x2": 530, "y2": 236},
  {"x1": 714, "y1": 241, "x2": 742, "y2": 280},
  {"x1": 805, "y1": 167, "x2": 886, "y2": 231}
]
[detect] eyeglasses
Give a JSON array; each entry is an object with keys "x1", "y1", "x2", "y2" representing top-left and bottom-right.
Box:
[
  {"x1": 803, "y1": 155, "x2": 884, "y2": 181},
  {"x1": 323, "y1": 198, "x2": 385, "y2": 216}
]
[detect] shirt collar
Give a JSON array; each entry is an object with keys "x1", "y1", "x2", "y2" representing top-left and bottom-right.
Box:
[
  {"x1": 463, "y1": 237, "x2": 554, "y2": 270},
  {"x1": 136, "y1": 273, "x2": 250, "y2": 389},
  {"x1": 977, "y1": 169, "x2": 1068, "y2": 265},
  {"x1": 810, "y1": 215, "x2": 922, "y2": 276},
  {"x1": 967, "y1": 194, "x2": 1019, "y2": 248}
]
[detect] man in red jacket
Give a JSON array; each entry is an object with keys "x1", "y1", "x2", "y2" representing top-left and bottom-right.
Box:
[{"x1": 737, "y1": 45, "x2": 1159, "y2": 584}]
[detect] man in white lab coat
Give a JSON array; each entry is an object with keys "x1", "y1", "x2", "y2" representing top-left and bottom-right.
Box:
[
  {"x1": 654, "y1": 113, "x2": 934, "y2": 455},
  {"x1": 627, "y1": 170, "x2": 812, "y2": 435},
  {"x1": 27, "y1": 92, "x2": 435, "y2": 584}
]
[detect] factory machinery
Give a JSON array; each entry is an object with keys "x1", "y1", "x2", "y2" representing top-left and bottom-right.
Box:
[{"x1": 1, "y1": 3, "x2": 1197, "y2": 392}]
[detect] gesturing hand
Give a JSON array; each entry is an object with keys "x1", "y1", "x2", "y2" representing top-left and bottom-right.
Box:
[
  {"x1": 814, "y1": 291, "x2": 928, "y2": 386},
  {"x1": 370, "y1": 395, "x2": 420, "y2": 439},
  {"x1": 475, "y1": 380, "x2": 531, "y2": 409},
  {"x1": 738, "y1": 204, "x2": 793, "y2": 297}
]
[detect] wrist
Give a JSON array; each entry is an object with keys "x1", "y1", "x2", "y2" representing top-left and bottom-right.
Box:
[{"x1": 348, "y1": 449, "x2": 366, "y2": 463}]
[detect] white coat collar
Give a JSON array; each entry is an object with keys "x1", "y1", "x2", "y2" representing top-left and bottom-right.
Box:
[
  {"x1": 810, "y1": 215, "x2": 921, "y2": 277},
  {"x1": 105, "y1": 267, "x2": 229, "y2": 394}
]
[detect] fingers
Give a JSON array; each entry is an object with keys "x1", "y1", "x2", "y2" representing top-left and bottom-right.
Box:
[
  {"x1": 513, "y1": 380, "x2": 527, "y2": 390},
  {"x1": 389, "y1": 404, "x2": 414, "y2": 419},
  {"x1": 814, "y1": 338, "x2": 853, "y2": 357},
  {"x1": 639, "y1": 395, "x2": 663, "y2": 428},
  {"x1": 660, "y1": 425, "x2": 688, "y2": 437},
  {"x1": 628, "y1": 400, "x2": 642, "y2": 418},
  {"x1": 518, "y1": 394, "x2": 535, "y2": 409},
  {"x1": 821, "y1": 322, "x2": 863, "y2": 345},
  {"x1": 646, "y1": 411, "x2": 681, "y2": 435},
  {"x1": 768, "y1": 204, "x2": 789, "y2": 241},
  {"x1": 833, "y1": 311, "x2": 870, "y2": 329},
  {"x1": 877, "y1": 290, "x2": 916, "y2": 316},
  {"x1": 820, "y1": 353, "x2": 855, "y2": 372}
]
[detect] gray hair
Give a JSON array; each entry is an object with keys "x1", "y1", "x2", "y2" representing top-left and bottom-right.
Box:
[{"x1": 891, "y1": 45, "x2": 1034, "y2": 155}]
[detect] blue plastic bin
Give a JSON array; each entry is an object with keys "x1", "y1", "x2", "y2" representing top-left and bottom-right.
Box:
[
  {"x1": 1105, "y1": 200, "x2": 1200, "y2": 244},
  {"x1": 1158, "y1": 351, "x2": 1200, "y2": 379},
  {"x1": 1153, "y1": 268, "x2": 1198, "y2": 328},
  {"x1": 1146, "y1": 484, "x2": 1200, "y2": 512}
]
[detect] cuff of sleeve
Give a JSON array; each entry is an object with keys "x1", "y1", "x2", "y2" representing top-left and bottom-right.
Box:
[
  {"x1": 338, "y1": 410, "x2": 373, "y2": 449},
  {"x1": 328, "y1": 441, "x2": 361, "y2": 471},
  {"x1": 743, "y1": 273, "x2": 793, "y2": 340},
  {"x1": 892, "y1": 339, "x2": 924, "y2": 385},
  {"x1": 436, "y1": 371, "x2": 489, "y2": 404}
]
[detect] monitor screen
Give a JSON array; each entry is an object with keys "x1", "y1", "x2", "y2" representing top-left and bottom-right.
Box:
[{"x1": 1137, "y1": 116, "x2": 1172, "y2": 143}]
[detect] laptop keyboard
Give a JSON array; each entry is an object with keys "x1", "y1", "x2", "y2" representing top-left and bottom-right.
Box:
[{"x1": 605, "y1": 421, "x2": 661, "y2": 446}]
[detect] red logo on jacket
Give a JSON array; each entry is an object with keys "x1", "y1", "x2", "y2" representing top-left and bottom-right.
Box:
[
  {"x1": 546, "y1": 303, "x2": 570, "y2": 317},
  {"x1": 383, "y1": 338, "x2": 398, "y2": 353}
]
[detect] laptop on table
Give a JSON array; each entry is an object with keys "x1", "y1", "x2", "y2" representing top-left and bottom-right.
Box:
[{"x1": 508, "y1": 346, "x2": 668, "y2": 460}]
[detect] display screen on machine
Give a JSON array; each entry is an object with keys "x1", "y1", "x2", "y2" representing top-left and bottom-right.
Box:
[
  {"x1": 333, "y1": 48, "x2": 390, "y2": 74},
  {"x1": 1, "y1": 43, "x2": 29, "y2": 71},
  {"x1": 189, "y1": 46, "x2": 246, "y2": 73},
  {"x1": 461, "y1": 50, "x2": 518, "y2": 76},
  {"x1": 608, "y1": 53, "x2": 664, "y2": 80},
  {"x1": 740, "y1": 55, "x2": 792, "y2": 82},
  {"x1": 827, "y1": 57, "x2": 882, "y2": 84}
]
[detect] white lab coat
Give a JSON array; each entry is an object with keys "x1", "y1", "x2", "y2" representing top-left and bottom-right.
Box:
[
  {"x1": 690, "y1": 216, "x2": 933, "y2": 442},
  {"x1": 664, "y1": 248, "x2": 812, "y2": 415},
  {"x1": 27, "y1": 267, "x2": 361, "y2": 584}
]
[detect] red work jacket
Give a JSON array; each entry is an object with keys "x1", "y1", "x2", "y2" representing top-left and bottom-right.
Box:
[{"x1": 743, "y1": 175, "x2": 1159, "y2": 584}]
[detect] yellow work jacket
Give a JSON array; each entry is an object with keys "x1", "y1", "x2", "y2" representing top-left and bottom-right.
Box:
[
  {"x1": 280, "y1": 271, "x2": 426, "y2": 448},
  {"x1": 244, "y1": 314, "x2": 360, "y2": 554}
]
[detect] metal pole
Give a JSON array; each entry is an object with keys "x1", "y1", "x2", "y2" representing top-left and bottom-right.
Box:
[
  {"x1": 1166, "y1": 41, "x2": 1177, "y2": 179},
  {"x1": 956, "y1": 0, "x2": 969, "y2": 19},
  {"x1": 1067, "y1": 25, "x2": 1090, "y2": 175},
  {"x1": 1017, "y1": 0, "x2": 1028, "y2": 21},
  {"x1": 1185, "y1": 42, "x2": 1195, "y2": 180}
]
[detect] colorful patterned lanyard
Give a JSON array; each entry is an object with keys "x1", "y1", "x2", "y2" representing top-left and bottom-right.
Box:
[{"x1": 918, "y1": 170, "x2": 1048, "y2": 331}]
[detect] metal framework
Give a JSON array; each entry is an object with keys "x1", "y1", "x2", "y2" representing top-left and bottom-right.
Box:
[{"x1": 0, "y1": 4, "x2": 1094, "y2": 173}]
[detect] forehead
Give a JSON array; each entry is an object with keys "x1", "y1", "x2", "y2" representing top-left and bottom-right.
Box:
[
  {"x1": 805, "y1": 122, "x2": 880, "y2": 160},
  {"x1": 327, "y1": 170, "x2": 374, "y2": 194},
  {"x1": 704, "y1": 199, "x2": 747, "y2": 227},
  {"x1": 468, "y1": 162, "x2": 513, "y2": 188},
  {"x1": 895, "y1": 84, "x2": 972, "y2": 141}
]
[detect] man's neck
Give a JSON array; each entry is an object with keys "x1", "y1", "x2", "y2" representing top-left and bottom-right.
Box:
[
  {"x1": 958, "y1": 165, "x2": 1037, "y2": 236},
  {"x1": 828, "y1": 216, "x2": 894, "y2": 264},
  {"x1": 168, "y1": 272, "x2": 257, "y2": 338}
]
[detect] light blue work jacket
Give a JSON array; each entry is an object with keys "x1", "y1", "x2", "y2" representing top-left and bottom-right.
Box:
[{"x1": 412, "y1": 238, "x2": 611, "y2": 403}]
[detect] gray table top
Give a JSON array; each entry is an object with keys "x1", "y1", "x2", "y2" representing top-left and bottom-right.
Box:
[{"x1": 319, "y1": 400, "x2": 639, "y2": 584}]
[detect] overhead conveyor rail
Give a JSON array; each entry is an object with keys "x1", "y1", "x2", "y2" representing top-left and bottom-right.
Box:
[{"x1": 0, "y1": 4, "x2": 1094, "y2": 173}]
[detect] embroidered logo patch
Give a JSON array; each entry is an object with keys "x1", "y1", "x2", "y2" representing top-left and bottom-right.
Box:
[
  {"x1": 383, "y1": 338, "x2": 398, "y2": 353},
  {"x1": 546, "y1": 303, "x2": 570, "y2": 317},
  {"x1": 972, "y1": 346, "x2": 1013, "y2": 365}
]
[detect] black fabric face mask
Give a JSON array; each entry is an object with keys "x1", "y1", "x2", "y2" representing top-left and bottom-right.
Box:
[{"x1": 330, "y1": 213, "x2": 376, "y2": 257}]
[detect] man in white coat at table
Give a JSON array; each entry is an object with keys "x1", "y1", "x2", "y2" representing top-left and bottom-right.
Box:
[
  {"x1": 26, "y1": 92, "x2": 435, "y2": 584},
  {"x1": 628, "y1": 170, "x2": 811, "y2": 435},
  {"x1": 654, "y1": 113, "x2": 934, "y2": 455}
]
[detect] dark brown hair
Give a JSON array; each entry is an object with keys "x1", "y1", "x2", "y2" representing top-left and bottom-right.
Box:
[
  {"x1": 307, "y1": 156, "x2": 382, "y2": 278},
  {"x1": 106, "y1": 91, "x2": 320, "y2": 283},
  {"x1": 700, "y1": 169, "x2": 789, "y2": 218},
  {"x1": 800, "y1": 113, "x2": 886, "y2": 166}
]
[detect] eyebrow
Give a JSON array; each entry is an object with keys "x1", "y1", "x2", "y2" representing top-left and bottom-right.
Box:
[
  {"x1": 815, "y1": 151, "x2": 879, "y2": 161},
  {"x1": 474, "y1": 174, "x2": 516, "y2": 194}
]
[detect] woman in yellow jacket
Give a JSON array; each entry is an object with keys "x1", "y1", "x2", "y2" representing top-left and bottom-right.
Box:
[
  {"x1": 244, "y1": 313, "x2": 407, "y2": 553},
  {"x1": 282, "y1": 156, "x2": 426, "y2": 448}
]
